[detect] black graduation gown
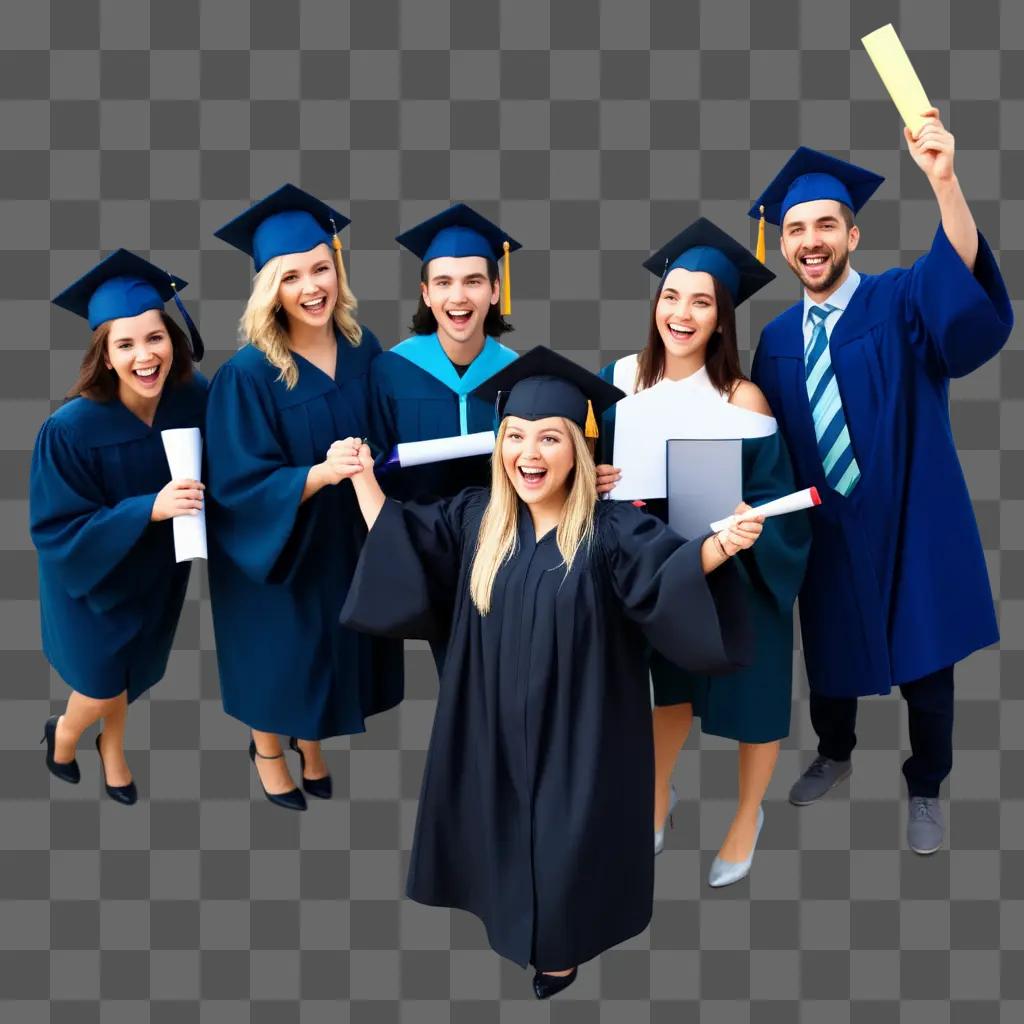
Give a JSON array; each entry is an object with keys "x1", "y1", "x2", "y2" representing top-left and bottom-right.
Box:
[{"x1": 340, "y1": 489, "x2": 750, "y2": 969}]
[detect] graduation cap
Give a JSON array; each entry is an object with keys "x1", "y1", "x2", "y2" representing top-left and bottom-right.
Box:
[
  {"x1": 749, "y1": 147, "x2": 885, "y2": 243},
  {"x1": 473, "y1": 346, "x2": 624, "y2": 437},
  {"x1": 396, "y1": 203, "x2": 522, "y2": 315},
  {"x1": 643, "y1": 217, "x2": 776, "y2": 306},
  {"x1": 213, "y1": 183, "x2": 351, "y2": 272},
  {"x1": 52, "y1": 248, "x2": 204, "y2": 361}
]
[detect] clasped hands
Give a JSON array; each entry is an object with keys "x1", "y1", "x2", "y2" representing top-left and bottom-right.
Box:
[{"x1": 321, "y1": 437, "x2": 375, "y2": 485}]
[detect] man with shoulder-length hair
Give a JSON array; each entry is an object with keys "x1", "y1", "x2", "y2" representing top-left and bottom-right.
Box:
[
  {"x1": 368, "y1": 204, "x2": 520, "y2": 501},
  {"x1": 750, "y1": 114, "x2": 1013, "y2": 855}
]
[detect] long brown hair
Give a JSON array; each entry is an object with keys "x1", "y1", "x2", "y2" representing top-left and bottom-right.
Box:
[
  {"x1": 635, "y1": 276, "x2": 746, "y2": 396},
  {"x1": 67, "y1": 312, "x2": 195, "y2": 402}
]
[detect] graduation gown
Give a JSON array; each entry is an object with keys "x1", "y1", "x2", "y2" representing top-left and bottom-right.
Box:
[
  {"x1": 367, "y1": 334, "x2": 517, "y2": 500},
  {"x1": 752, "y1": 225, "x2": 1013, "y2": 698},
  {"x1": 340, "y1": 490, "x2": 751, "y2": 969},
  {"x1": 205, "y1": 334, "x2": 403, "y2": 739},
  {"x1": 596, "y1": 360, "x2": 810, "y2": 742},
  {"x1": 29, "y1": 375, "x2": 208, "y2": 702}
]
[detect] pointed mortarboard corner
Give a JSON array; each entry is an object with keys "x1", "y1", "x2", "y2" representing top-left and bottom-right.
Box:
[
  {"x1": 642, "y1": 217, "x2": 775, "y2": 307},
  {"x1": 213, "y1": 183, "x2": 351, "y2": 272},
  {"x1": 748, "y1": 147, "x2": 885, "y2": 227},
  {"x1": 472, "y1": 346, "x2": 623, "y2": 431},
  {"x1": 397, "y1": 203, "x2": 522, "y2": 316},
  {"x1": 52, "y1": 248, "x2": 204, "y2": 361}
]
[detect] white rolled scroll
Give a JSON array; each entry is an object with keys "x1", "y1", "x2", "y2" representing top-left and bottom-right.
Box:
[{"x1": 160, "y1": 427, "x2": 207, "y2": 562}]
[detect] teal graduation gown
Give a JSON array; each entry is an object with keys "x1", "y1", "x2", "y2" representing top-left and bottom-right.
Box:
[
  {"x1": 367, "y1": 333, "x2": 517, "y2": 500},
  {"x1": 205, "y1": 334, "x2": 403, "y2": 739},
  {"x1": 29, "y1": 375, "x2": 208, "y2": 702},
  {"x1": 597, "y1": 365, "x2": 810, "y2": 742},
  {"x1": 752, "y1": 226, "x2": 1013, "y2": 698}
]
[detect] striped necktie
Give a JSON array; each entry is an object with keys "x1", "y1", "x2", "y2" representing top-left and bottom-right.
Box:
[{"x1": 805, "y1": 304, "x2": 861, "y2": 496}]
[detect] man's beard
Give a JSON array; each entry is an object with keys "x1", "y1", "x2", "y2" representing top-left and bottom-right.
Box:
[{"x1": 790, "y1": 245, "x2": 850, "y2": 295}]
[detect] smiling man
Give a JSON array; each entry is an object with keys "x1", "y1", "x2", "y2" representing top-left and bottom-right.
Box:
[
  {"x1": 368, "y1": 204, "x2": 521, "y2": 500},
  {"x1": 749, "y1": 123, "x2": 1013, "y2": 855}
]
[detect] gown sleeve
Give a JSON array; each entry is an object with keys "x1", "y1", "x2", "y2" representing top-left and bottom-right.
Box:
[
  {"x1": 599, "y1": 502, "x2": 752, "y2": 674},
  {"x1": 735, "y1": 431, "x2": 811, "y2": 613},
  {"x1": 205, "y1": 363, "x2": 315, "y2": 585},
  {"x1": 339, "y1": 490, "x2": 480, "y2": 641},
  {"x1": 29, "y1": 418, "x2": 156, "y2": 613},
  {"x1": 899, "y1": 224, "x2": 1013, "y2": 379}
]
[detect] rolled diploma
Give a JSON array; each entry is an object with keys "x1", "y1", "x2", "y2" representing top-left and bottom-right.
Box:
[
  {"x1": 393, "y1": 430, "x2": 496, "y2": 468},
  {"x1": 160, "y1": 427, "x2": 207, "y2": 562},
  {"x1": 709, "y1": 486, "x2": 821, "y2": 533},
  {"x1": 861, "y1": 24, "x2": 932, "y2": 135}
]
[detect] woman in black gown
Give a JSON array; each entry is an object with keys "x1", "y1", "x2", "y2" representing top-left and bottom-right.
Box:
[{"x1": 339, "y1": 346, "x2": 763, "y2": 998}]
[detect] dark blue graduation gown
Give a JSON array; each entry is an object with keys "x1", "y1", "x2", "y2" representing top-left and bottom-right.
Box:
[
  {"x1": 367, "y1": 334, "x2": 517, "y2": 500},
  {"x1": 205, "y1": 334, "x2": 403, "y2": 740},
  {"x1": 340, "y1": 491, "x2": 751, "y2": 969},
  {"x1": 596, "y1": 364, "x2": 810, "y2": 741},
  {"x1": 752, "y1": 226, "x2": 1013, "y2": 698},
  {"x1": 29, "y1": 376, "x2": 208, "y2": 702}
]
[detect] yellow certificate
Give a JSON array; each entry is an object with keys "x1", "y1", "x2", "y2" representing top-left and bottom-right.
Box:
[{"x1": 861, "y1": 23, "x2": 932, "y2": 135}]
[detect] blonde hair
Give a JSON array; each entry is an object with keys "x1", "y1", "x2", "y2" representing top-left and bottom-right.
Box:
[
  {"x1": 469, "y1": 417, "x2": 597, "y2": 615},
  {"x1": 240, "y1": 244, "x2": 362, "y2": 389}
]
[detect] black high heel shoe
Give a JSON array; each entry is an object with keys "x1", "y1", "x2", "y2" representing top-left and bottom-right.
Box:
[
  {"x1": 41, "y1": 715, "x2": 80, "y2": 785},
  {"x1": 532, "y1": 967, "x2": 578, "y2": 1000},
  {"x1": 249, "y1": 740, "x2": 306, "y2": 811},
  {"x1": 288, "y1": 737, "x2": 333, "y2": 799},
  {"x1": 95, "y1": 734, "x2": 138, "y2": 806}
]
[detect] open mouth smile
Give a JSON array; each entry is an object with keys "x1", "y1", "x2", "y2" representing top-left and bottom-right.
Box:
[
  {"x1": 517, "y1": 465, "x2": 548, "y2": 488},
  {"x1": 301, "y1": 297, "x2": 328, "y2": 314}
]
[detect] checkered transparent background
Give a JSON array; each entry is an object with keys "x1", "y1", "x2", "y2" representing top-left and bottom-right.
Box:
[{"x1": 1, "y1": 1, "x2": 1023, "y2": 1020}]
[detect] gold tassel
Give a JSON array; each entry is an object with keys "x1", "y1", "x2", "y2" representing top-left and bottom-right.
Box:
[
  {"x1": 755, "y1": 204, "x2": 766, "y2": 264},
  {"x1": 500, "y1": 240, "x2": 511, "y2": 316},
  {"x1": 585, "y1": 400, "x2": 599, "y2": 439},
  {"x1": 330, "y1": 218, "x2": 343, "y2": 252}
]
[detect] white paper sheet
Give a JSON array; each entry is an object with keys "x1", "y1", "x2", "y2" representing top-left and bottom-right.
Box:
[
  {"x1": 611, "y1": 382, "x2": 777, "y2": 500},
  {"x1": 395, "y1": 430, "x2": 496, "y2": 467},
  {"x1": 160, "y1": 427, "x2": 207, "y2": 562}
]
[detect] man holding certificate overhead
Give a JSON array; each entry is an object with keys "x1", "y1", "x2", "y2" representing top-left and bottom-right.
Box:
[{"x1": 749, "y1": 110, "x2": 1013, "y2": 853}]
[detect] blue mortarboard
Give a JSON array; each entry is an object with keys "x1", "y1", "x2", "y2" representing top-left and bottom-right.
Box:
[
  {"x1": 52, "y1": 248, "x2": 204, "y2": 360},
  {"x1": 213, "y1": 183, "x2": 351, "y2": 272},
  {"x1": 748, "y1": 147, "x2": 885, "y2": 227},
  {"x1": 396, "y1": 203, "x2": 521, "y2": 264},
  {"x1": 473, "y1": 346, "x2": 624, "y2": 432},
  {"x1": 642, "y1": 217, "x2": 776, "y2": 306}
]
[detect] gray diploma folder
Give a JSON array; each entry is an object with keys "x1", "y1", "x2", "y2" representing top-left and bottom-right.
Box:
[{"x1": 666, "y1": 439, "x2": 743, "y2": 541}]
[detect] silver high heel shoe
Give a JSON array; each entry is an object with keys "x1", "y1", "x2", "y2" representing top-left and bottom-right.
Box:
[
  {"x1": 708, "y1": 806, "x2": 764, "y2": 887},
  {"x1": 654, "y1": 783, "x2": 680, "y2": 856}
]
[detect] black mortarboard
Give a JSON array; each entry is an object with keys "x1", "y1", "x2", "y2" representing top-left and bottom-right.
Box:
[{"x1": 473, "y1": 346, "x2": 624, "y2": 431}]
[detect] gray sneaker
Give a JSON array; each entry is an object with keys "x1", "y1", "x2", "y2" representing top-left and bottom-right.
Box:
[
  {"x1": 788, "y1": 755, "x2": 852, "y2": 806},
  {"x1": 907, "y1": 797, "x2": 945, "y2": 855}
]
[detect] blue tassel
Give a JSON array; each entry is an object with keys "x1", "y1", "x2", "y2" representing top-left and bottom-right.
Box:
[{"x1": 171, "y1": 284, "x2": 204, "y2": 362}]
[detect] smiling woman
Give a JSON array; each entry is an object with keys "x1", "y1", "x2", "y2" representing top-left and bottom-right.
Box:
[
  {"x1": 205, "y1": 184, "x2": 403, "y2": 813},
  {"x1": 339, "y1": 345, "x2": 763, "y2": 999},
  {"x1": 30, "y1": 249, "x2": 207, "y2": 806}
]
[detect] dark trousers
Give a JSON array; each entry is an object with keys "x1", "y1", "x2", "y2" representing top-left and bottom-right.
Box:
[{"x1": 809, "y1": 666, "x2": 955, "y2": 798}]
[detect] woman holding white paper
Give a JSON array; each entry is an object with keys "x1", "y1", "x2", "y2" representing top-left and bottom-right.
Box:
[
  {"x1": 595, "y1": 219, "x2": 810, "y2": 887},
  {"x1": 205, "y1": 186, "x2": 403, "y2": 812},
  {"x1": 30, "y1": 251, "x2": 208, "y2": 806}
]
